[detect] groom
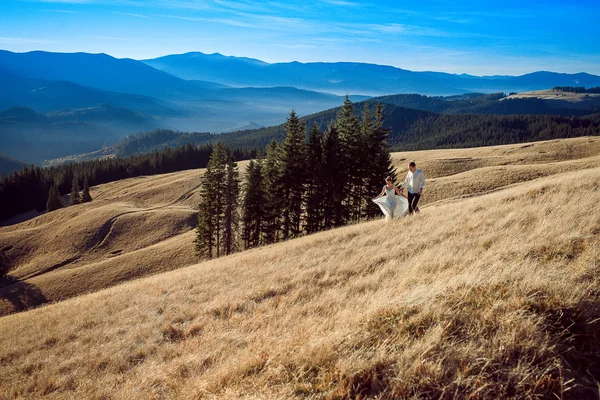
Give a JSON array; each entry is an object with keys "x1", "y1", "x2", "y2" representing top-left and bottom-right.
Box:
[{"x1": 400, "y1": 161, "x2": 425, "y2": 214}]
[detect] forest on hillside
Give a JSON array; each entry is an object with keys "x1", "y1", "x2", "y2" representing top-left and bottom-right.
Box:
[{"x1": 110, "y1": 102, "x2": 600, "y2": 154}]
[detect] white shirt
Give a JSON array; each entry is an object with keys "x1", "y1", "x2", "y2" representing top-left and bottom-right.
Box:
[{"x1": 401, "y1": 169, "x2": 425, "y2": 194}]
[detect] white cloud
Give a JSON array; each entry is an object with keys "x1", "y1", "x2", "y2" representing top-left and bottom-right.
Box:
[
  {"x1": 85, "y1": 35, "x2": 135, "y2": 40},
  {"x1": 33, "y1": 0, "x2": 92, "y2": 3},
  {"x1": 113, "y1": 11, "x2": 150, "y2": 18},
  {"x1": 42, "y1": 9, "x2": 81, "y2": 13}
]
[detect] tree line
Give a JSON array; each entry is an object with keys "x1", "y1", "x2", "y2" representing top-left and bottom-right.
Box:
[
  {"x1": 195, "y1": 98, "x2": 395, "y2": 258},
  {"x1": 0, "y1": 144, "x2": 256, "y2": 222}
]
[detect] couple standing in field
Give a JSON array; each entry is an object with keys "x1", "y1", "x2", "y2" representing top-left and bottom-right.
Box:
[{"x1": 373, "y1": 161, "x2": 425, "y2": 221}]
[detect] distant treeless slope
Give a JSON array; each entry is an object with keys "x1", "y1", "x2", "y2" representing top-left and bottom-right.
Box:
[
  {"x1": 0, "y1": 155, "x2": 598, "y2": 398},
  {"x1": 0, "y1": 137, "x2": 599, "y2": 319}
]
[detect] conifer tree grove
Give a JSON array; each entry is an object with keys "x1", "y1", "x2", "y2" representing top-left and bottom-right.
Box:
[
  {"x1": 70, "y1": 176, "x2": 81, "y2": 205},
  {"x1": 46, "y1": 185, "x2": 63, "y2": 212},
  {"x1": 193, "y1": 98, "x2": 397, "y2": 257}
]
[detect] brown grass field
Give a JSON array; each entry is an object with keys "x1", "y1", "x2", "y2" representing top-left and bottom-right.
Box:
[
  {"x1": 0, "y1": 136, "x2": 599, "y2": 398},
  {"x1": 505, "y1": 89, "x2": 600, "y2": 105}
]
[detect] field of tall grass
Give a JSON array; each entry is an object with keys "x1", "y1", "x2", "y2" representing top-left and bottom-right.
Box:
[
  {"x1": 1, "y1": 162, "x2": 598, "y2": 398},
  {"x1": 2, "y1": 137, "x2": 599, "y2": 319}
]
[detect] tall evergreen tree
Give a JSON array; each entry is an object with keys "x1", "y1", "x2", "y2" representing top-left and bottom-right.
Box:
[
  {"x1": 336, "y1": 96, "x2": 364, "y2": 224},
  {"x1": 262, "y1": 139, "x2": 284, "y2": 244},
  {"x1": 70, "y1": 176, "x2": 81, "y2": 205},
  {"x1": 280, "y1": 110, "x2": 308, "y2": 239},
  {"x1": 364, "y1": 102, "x2": 396, "y2": 218},
  {"x1": 81, "y1": 176, "x2": 92, "y2": 203},
  {"x1": 222, "y1": 155, "x2": 240, "y2": 256},
  {"x1": 358, "y1": 102, "x2": 396, "y2": 219},
  {"x1": 195, "y1": 142, "x2": 228, "y2": 258},
  {"x1": 195, "y1": 199, "x2": 213, "y2": 258},
  {"x1": 305, "y1": 122, "x2": 325, "y2": 234},
  {"x1": 46, "y1": 185, "x2": 63, "y2": 212},
  {"x1": 322, "y1": 125, "x2": 346, "y2": 229},
  {"x1": 242, "y1": 159, "x2": 265, "y2": 249}
]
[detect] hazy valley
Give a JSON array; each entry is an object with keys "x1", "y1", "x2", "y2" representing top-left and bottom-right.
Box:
[{"x1": 2, "y1": 50, "x2": 600, "y2": 166}]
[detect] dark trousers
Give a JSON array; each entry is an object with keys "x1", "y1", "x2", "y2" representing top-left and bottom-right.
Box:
[{"x1": 408, "y1": 192, "x2": 421, "y2": 214}]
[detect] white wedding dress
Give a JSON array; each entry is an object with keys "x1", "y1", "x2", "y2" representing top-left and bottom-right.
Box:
[{"x1": 373, "y1": 185, "x2": 409, "y2": 221}]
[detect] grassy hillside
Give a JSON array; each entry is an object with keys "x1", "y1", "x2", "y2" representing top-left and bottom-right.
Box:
[
  {"x1": 1, "y1": 136, "x2": 599, "y2": 319},
  {"x1": 375, "y1": 92, "x2": 600, "y2": 116},
  {"x1": 0, "y1": 140, "x2": 598, "y2": 398}
]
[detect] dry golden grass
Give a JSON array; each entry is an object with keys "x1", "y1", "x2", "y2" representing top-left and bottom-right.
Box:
[
  {"x1": 1, "y1": 137, "x2": 600, "y2": 318},
  {"x1": 505, "y1": 89, "x2": 600, "y2": 103},
  {"x1": 0, "y1": 140, "x2": 599, "y2": 398},
  {"x1": 0, "y1": 168, "x2": 206, "y2": 315}
]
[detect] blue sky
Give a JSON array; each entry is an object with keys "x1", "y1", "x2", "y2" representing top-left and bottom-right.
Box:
[{"x1": 1, "y1": 0, "x2": 599, "y2": 76}]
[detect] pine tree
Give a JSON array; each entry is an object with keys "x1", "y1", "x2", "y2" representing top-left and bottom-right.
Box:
[
  {"x1": 336, "y1": 96, "x2": 364, "y2": 224},
  {"x1": 222, "y1": 155, "x2": 240, "y2": 256},
  {"x1": 280, "y1": 109, "x2": 307, "y2": 239},
  {"x1": 322, "y1": 125, "x2": 346, "y2": 229},
  {"x1": 195, "y1": 198, "x2": 213, "y2": 258},
  {"x1": 194, "y1": 142, "x2": 228, "y2": 258},
  {"x1": 364, "y1": 102, "x2": 396, "y2": 219},
  {"x1": 81, "y1": 176, "x2": 92, "y2": 203},
  {"x1": 242, "y1": 159, "x2": 265, "y2": 249},
  {"x1": 46, "y1": 185, "x2": 63, "y2": 212},
  {"x1": 305, "y1": 122, "x2": 325, "y2": 233},
  {"x1": 262, "y1": 139, "x2": 284, "y2": 244},
  {"x1": 70, "y1": 176, "x2": 81, "y2": 205}
]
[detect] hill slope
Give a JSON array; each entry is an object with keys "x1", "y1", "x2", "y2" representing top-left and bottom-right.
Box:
[
  {"x1": 0, "y1": 141, "x2": 598, "y2": 398},
  {"x1": 1, "y1": 136, "x2": 599, "y2": 319}
]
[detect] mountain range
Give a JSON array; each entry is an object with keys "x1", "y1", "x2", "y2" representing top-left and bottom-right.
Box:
[
  {"x1": 1, "y1": 49, "x2": 600, "y2": 166},
  {"x1": 143, "y1": 52, "x2": 600, "y2": 96}
]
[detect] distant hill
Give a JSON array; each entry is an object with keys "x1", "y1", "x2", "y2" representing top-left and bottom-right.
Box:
[
  {"x1": 0, "y1": 106, "x2": 163, "y2": 163},
  {"x1": 0, "y1": 153, "x2": 27, "y2": 176},
  {"x1": 0, "y1": 70, "x2": 181, "y2": 117},
  {"x1": 505, "y1": 89, "x2": 600, "y2": 108},
  {"x1": 74, "y1": 98, "x2": 599, "y2": 162},
  {"x1": 0, "y1": 51, "x2": 373, "y2": 161},
  {"x1": 143, "y1": 52, "x2": 600, "y2": 96},
  {"x1": 0, "y1": 50, "x2": 202, "y2": 99},
  {"x1": 0, "y1": 66, "x2": 365, "y2": 136}
]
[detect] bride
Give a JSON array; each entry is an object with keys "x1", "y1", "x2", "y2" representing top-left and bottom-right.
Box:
[{"x1": 372, "y1": 176, "x2": 409, "y2": 221}]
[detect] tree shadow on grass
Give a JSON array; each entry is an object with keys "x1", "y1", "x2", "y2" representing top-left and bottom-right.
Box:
[{"x1": 0, "y1": 275, "x2": 48, "y2": 316}]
